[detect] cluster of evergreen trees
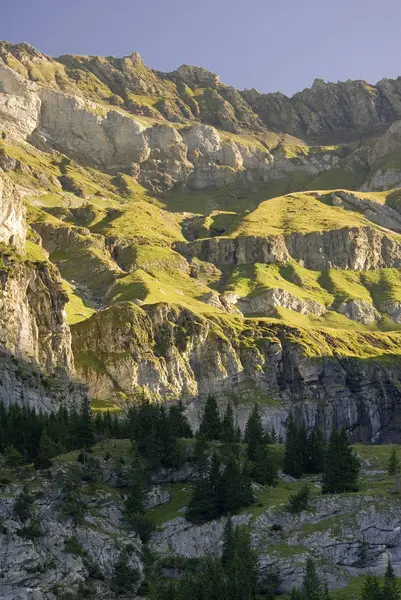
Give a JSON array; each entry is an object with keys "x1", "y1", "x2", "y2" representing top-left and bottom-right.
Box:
[
  {"x1": 186, "y1": 452, "x2": 254, "y2": 523},
  {"x1": 290, "y1": 558, "x2": 400, "y2": 600},
  {"x1": 150, "y1": 520, "x2": 266, "y2": 600},
  {"x1": 185, "y1": 398, "x2": 280, "y2": 523},
  {"x1": 283, "y1": 416, "x2": 360, "y2": 493},
  {"x1": 127, "y1": 398, "x2": 192, "y2": 469},
  {"x1": 0, "y1": 396, "x2": 193, "y2": 471},
  {"x1": 0, "y1": 400, "x2": 99, "y2": 468}
]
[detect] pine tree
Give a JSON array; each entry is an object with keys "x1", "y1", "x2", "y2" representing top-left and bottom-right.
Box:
[
  {"x1": 75, "y1": 398, "x2": 95, "y2": 450},
  {"x1": 125, "y1": 471, "x2": 146, "y2": 518},
  {"x1": 244, "y1": 404, "x2": 264, "y2": 462},
  {"x1": 199, "y1": 395, "x2": 221, "y2": 441},
  {"x1": 251, "y1": 442, "x2": 278, "y2": 486},
  {"x1": 283, "y1": 415, "x2": 305, "y2": 479},
  {"x1": 35, "y1": 427, "x2": 57, "y2": 469},
  {"x1": 226, "y1": 526, "x2": 258, "y2": 600},
  {"x1": 322, "y1": 428, "x2": 360, "y2": 494},
  {"x1": 186, "y1": 476, "x2": 219, "y2": 524},
  {"x1": 383, "y1": 559, "x2": 400, "y2": 600},
  {"x1": 220, "y1": 456, "x2": 244, "y2": 514},
  {"x1": 269, "y1": 426, "x2": 278, "y2": 445},
  {"x1": 3, "y1": 444, "x2": 24, "y2": 468},
  {"x1": 361, "y1": 574, "x2": 383, "y2": 600},
  {"x1": 222, "y1": 516, "x2": 235, "y2": 568},
  {"x1": 287, "y1": 484, "x2": 310, "y2": 514},
  {"x1": 221, "y1": 403, "x2": 236, "y2": 445},
  {"x1": 193, "y1": 433, "x2": 208, "y2": 474},
  {"x1": 111, "y1": 550, "x2": 140, "y2": 594},
  {"x1": 290, "y1": 586, "x2": 302, "y2": 600},
  {"x1": 301, "y1": 557, "x2": 322, "y2": 600},
  {"x1": 169, "y1": 399, "x2": 192, "y2": 439},
  {"x1": 306, "y1": 427, "x2": 326, "y2": 474},
  {"x1": 388, "y1": 449, "x2": 400, "y2": 477}
]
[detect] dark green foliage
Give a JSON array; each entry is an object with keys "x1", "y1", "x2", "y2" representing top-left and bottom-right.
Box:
[
  {"x1": 222, "y1": 517, "x2": 235, "y2": 568},
  {"x1": 283, "y1": 415, "x2": 307, "y2": 478},
  {"x1": 221, "y1": 403, "x2": 236, "y2": 445},
  {"x1": 388, "y1": 449, "x2": 400, "y2": 477},
  {"x1": 199, "y1": 395, "x2": 221, "y2": 441},
  {"x1": 287, "y1": 484, "x2": 310, "y2": 514},
  {"x1": 129, "y1": 512, "x2": 155, "y2": 543},
  {"x1": 3, "y1": 444, "x2": 24, "y2": 468},
  {"x1": 290, "y1": 585, "x2": 303, "y2": 600},
  {"x1": 18, "y1": 516, "x2": 42, "y2": 539},
  {"x1": 244, "y1": 404, "x2": 264, "y2": 461},
  {"x1": 186, "y1": 453, "x2": 253, "y2": 524},
  {"x1": 224, "y1": 526, "x2": 258, "y2": 600},
  {"x1": 193, "y1": 433, "x2": 209, "y2": 473},
  {"x1": 14, "y1": 486, "x2": 34, "y2": 522},
  {"x1": 383, "y1": 560, "x2": 400, "y2": 600},
  {"x1": 75, "y1": 399, "x2": 95, "y2": 451},
  {"x1": 128, "y1": 398, "x2": 185, "y2": 469},
  {"x1": 322, "y1": 428, "x2": 360, "y2": 494},
  {"x1": 149, "y1": 524, "x2": 259, "y2": 600},
  {"x1": 306, "y1": 427, "x2": 326, "y2": 474},
  {"x1": 361, "y1": 575, "x2": 383, "y2": 600},
  {"x1": 169, "y1": 400, "x2": 192, "y2": 439},
  {"x1": 250, "y1": 442, "x2": 278, "y2": 486},
  {"x1": 35, "y1": 427, "x2": 57, "y2": 469},
  {"x1": 301, "y1": 557, "x2": 322, "y2": 600},
  {"x1": 284, "y1": 418, "x2": 327, "y2": 479},
  {"x1": 111, "y1": 550, "x2": 140, "y2": 595},
  {"x1": 59, "y1": 471, "x2": 87, "y2": 524}
]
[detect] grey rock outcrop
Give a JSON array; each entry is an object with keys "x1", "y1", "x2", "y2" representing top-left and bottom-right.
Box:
[
  {"x1": 176, "y1": 227, "x2": 401, "y2": 271},
  {"x1": 237, "y1": 288, "x2": 326, "y2": 317},
  {"x1": 71, "y1": 301, "x2": 401, "y2": 443},
  {"x1": 150, "y1": 495, "x2": 401, "y2": 593},
  {"x1": 337, "y1": 298, "x2": 381, "y2": 325},
  {"x1": 0, "y1": 472, "x2": 143, "y2": 600},
  {"x1": 0, "y1": 175, "x2": 26, "y2": 250}
]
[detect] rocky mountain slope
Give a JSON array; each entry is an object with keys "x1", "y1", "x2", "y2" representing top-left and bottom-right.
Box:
[
  {"x1": 4, "y1": 40, "x2": 401, "y2": 600},
  {"x1": 2, "y1": 41, "x2": 401, "y2": 437}
]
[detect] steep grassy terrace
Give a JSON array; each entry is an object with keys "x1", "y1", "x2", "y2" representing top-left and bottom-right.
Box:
[{"x1": 229, "y1": 192, "x2": 394, "y2": 237}]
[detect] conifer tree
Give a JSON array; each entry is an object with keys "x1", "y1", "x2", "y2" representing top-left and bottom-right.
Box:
[
  {"x1": 322, "y1": 428, "x2": 360, "y2": 494},
  {"x1": 169, "y1": 399, "x2": 192, "y2": 439},
  {"x1": 290, "y1": 586, "x2": 302, "y2": 600},
  {"x1": 244, "y1": 404, "x2": 264, "y2": 462},
  {"x1": 199, "y1": 395, "x2": 221, "y2": 441},
  {"x1": 251, "y1": 443, "x2": 278, "y2": 486},
  {"x1": 75, "y1": 398, "x2": 95, "y2": 450},
  {"x1": 283, "y1": 415, "x2": 305, "y2": 479},
  {"x1": 220, "y1": 456, "x2": 244, "y2": 514},
  {"x1": 226, "y1": 526, "x2": 258, "y2": 600},
  {"x1": 383, "y1": 559, "x2": 400, "y2": 600},
  {"x1": 306, "y1": 427, "x2": 326, "y2": 474},
  {"x1": 35, "y1": 427, "x2": 57, "y2": 469},
  {"x1": 388, "y1": 449, "x2": 400, "y2": 477},
  {"x1": 301, "y1": 557, "x2": 322, "y2": 600},
  {"x1": 222, "y1": 516, "x2": 235, "y2": 568},
  {"x1": 4, "y1": 444, "x2": 24, "y2": 468},
  {"x1": 193, "y1": 433, "x2": 208, "y2": 474},
  {"x1": 361, "y1": 574, "x2": 383, "y2": 600},
  {"x1": 221, "y1": 403, "x2": 236, "y2": 445}
]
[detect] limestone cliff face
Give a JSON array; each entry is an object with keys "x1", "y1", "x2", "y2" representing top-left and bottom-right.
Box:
[
  {"x1": 71, "y1": 301, "x2": 401, "y2": 443},
  {"x1": 0, "y1": 253, "x2": 74, "y2": 375},
  {"x1": 0, "y1": 175, "x2": 26, "y2": 250},
  {"x1": 0, "y1": 177, "x2": 87, "y2": 410},
  {"x1": 0, "y1": 48, "x2": 385, "y2": 193},
  {"x1": 176, "y1": 227, "x2": 401, "y2": 270}
]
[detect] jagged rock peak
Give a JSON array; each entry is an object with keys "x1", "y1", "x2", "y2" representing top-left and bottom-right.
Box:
[{"x1": 173, "y1": 64, "x2": 221, "y2": 88}]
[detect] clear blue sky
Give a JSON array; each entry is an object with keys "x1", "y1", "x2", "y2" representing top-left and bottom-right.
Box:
[{"x1": 2, "y1": 0, "x2": 401, "y2": 96}]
